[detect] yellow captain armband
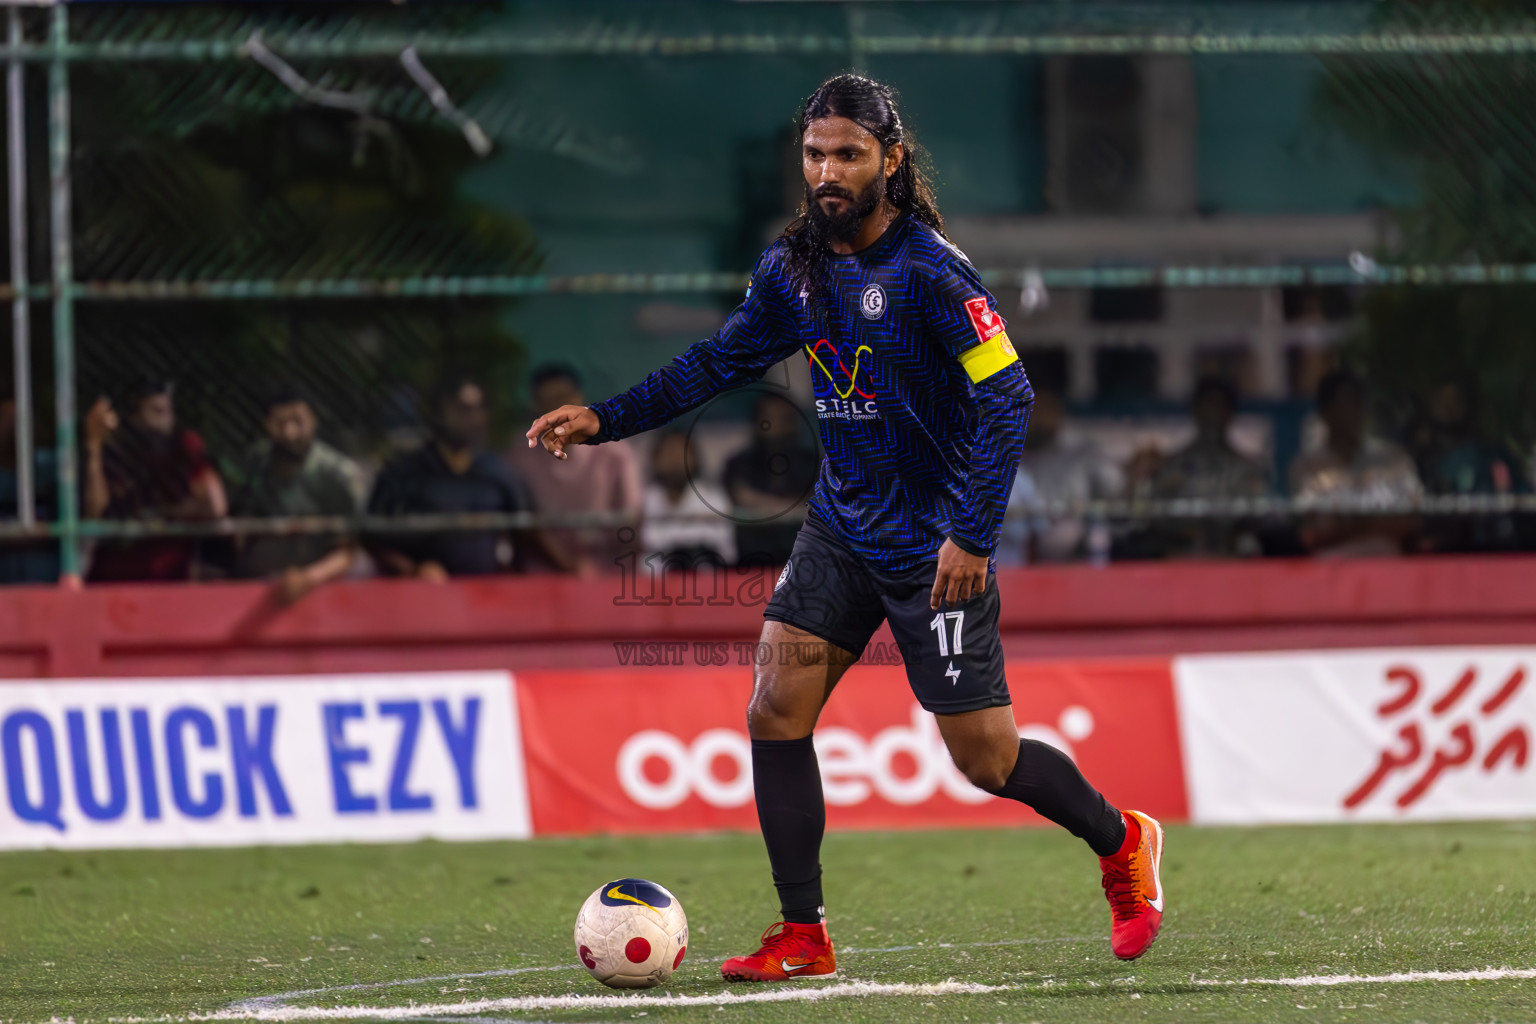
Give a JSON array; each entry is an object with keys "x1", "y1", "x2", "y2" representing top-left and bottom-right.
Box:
[{"x1": 958, "y1": 331, "x2": 1019, "y2": 384}]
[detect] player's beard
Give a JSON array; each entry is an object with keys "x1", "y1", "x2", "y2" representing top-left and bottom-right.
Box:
[{"x1": 805, "y1": 173, "x2": 885, "y2": 247}]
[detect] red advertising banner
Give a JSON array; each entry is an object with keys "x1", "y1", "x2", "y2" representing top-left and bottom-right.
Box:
[{"x1": 516, "y1": 658, "x2": 1187, "y2": 836}]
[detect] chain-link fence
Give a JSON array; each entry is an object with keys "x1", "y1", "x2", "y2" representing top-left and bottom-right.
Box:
[{"x1": 2, "y1": 0, "x2": 1535, "y2": 583}]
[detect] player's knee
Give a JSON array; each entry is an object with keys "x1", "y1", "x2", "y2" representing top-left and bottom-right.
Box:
[
  {"x1": 746, "y1": 679, "x2": 815, "y2": 740},
  {"x1": 962, "y1": 758, "x2": 1013, "y2": 793},
  {"x1": 745, "y1": 701, "x2": 810, "y2": 740},
  {"x1": 950, "y1": 747, "x2": 1014, "y2": 792}
]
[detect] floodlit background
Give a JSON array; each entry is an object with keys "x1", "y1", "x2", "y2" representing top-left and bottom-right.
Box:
[{"x1": 1, "y1": 4, "x2": 1534, "y2": 1021}]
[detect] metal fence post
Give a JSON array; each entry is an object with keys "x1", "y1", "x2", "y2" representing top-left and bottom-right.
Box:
[
  {"x1": 48, "y1": 2, "x2": 77, "y2": 581},
  {"x1": 9, "y1": 5, "x2": 33, "y2": 529}
]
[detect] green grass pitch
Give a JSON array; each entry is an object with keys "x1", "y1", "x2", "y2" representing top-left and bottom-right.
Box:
[{"x1": 2, "y1": 822, "x2": 1533, "y2": 1023}]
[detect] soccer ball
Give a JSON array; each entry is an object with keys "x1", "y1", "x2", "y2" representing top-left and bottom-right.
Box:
[{"x1": 573, "y1": 877, "x2": 688, "y2": 989}]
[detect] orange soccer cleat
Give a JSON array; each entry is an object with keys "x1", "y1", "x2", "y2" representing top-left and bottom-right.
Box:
[
  {"x1": 720, "y1": 919, "x2": 838, "y2": 982},
  {"x1": 1099, "y1": 809, "x2": 1165, "y2": 960}
]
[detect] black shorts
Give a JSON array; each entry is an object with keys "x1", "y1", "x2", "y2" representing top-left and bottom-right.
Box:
[{"x1": 763, "y1": 517, "x2": 1011, "y2": 715}]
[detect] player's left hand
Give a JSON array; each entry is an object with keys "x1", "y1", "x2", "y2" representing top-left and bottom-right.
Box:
[{"x1": 930, "y1": 538, "x2": 988, "y2": 610}]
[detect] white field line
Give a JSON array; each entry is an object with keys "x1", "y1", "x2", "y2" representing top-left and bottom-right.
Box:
[
  {"x1": 232, "y1": 966, "x2": 582, "y2": 1011},
  {"x1": 1198, "y1": 967, "x2": 1536, "y2": 987},
  {"x1": 104, "y1": 980, "x2": 1013, "y2": 1022},
  {"x1": 93, "y1": 967, "x2": 1536, "y2": 1024},
  {"x1": 229, "y1": 923, "x2": 1536, "y2": 1012},
  {"x1": 384, "y1": 1019, "x2": 584, "y2": 1024},
  {"x1": 229, "y1": 936, "x2": 1104, "y2": 1012}
]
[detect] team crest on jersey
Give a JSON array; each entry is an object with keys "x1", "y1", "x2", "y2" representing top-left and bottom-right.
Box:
[
  {"x1": 860, "y1": 283, "x2": 886, "y2": 320},
  {"x1": 964, "y1": 296, "x2": 1006, "y2": 342},
  {"x1": 775, "y1": 559, "x2": 792, "y2": 592}
]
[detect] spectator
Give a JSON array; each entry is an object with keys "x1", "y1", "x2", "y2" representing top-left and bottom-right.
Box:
[
  {"x1": 723, "y1": 392, "x2": 819, "y2": 566},
  {"x1": 1407, "y1": 379, "x2": 1529, "y2": 552},
  {"x1": 1154, "y1": 378, "x2": 1269, "y2": 501},
  {"x1": 83, "y1": 376, "x2": 227, "y2": 582},
  {"x1": 506, "y1": 363, "x2": 642, "y2": 575},
  {"x1": 0, "y1": 388, "x2": 59, "y2": 583},
  {"x1": 1289, "y1": 370, "x2": 1423, "y2": 557},
  {"x1": 1410, "y1": 380, "x2": 1528, "y2": 497},
  {"x1": 1121, "y1": 441, "x2": 1164, "y2": 503},
  {"x1": 231, "y1": 388, "x2": 367, "y2": 602},
  {"x1": 367, "y1": 373, "x2": 531, "y2": 578},
  {"x1": 641, "y1": 430, "x2": 735, "y2": 568},
  {"x1": 997, "y1": 388, "x2": 1122, "y2": 565},
  {"x1": 1149, "y1": 377, "x2": 1269, "y2": 556}
]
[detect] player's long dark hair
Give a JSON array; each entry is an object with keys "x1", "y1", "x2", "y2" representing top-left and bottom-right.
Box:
[{"x1": 780, "y1": 74, "x2": 945, "y2": 324}]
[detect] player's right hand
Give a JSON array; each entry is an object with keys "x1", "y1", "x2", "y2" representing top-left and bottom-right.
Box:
[{"x1": 525, "y1": 404, "x2": 600, "y2": 460}]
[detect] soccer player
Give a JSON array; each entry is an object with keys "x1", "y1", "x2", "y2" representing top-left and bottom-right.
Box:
[{"x1": 526, "y1": 74, "x2": 1165, "y2": 981}]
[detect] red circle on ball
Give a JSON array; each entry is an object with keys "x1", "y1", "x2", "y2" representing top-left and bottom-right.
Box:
[
  {"x1": 673, "y1": 946, "x2": 686, "y2": 970},
  {"x1": 625, "y1": 937, "x2": 652, "y2": 963},
  {"x1": 578, "y1": 944, "x2": 597, "y2": 969}
]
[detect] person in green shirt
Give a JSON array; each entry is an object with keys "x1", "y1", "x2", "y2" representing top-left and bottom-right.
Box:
[{"x1": 232, "y1": 388, "x2": 366, "y2": 602}]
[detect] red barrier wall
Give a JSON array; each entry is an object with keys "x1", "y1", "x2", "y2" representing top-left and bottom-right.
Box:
[{"x1": 1, "y1": 555, "x2": 1532, "y2": 678}]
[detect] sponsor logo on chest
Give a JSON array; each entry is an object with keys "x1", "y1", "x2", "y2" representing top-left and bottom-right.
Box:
[{"x1": 805, "y1": 338, "x2": 881, "y2": 422}]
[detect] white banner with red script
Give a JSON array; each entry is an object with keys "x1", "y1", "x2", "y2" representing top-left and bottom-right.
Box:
[
  {"x1": 515, "y1": 659, "x2": 1188, "y2": 836},
  {"x1": 1174, "y1": 648, "x2": 1533, "y2": 824}
]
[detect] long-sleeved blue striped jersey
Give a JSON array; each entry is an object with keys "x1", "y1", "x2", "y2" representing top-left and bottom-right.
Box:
[{"x1": 587, "y1": 212, "x2": 1034, "y2": 574}]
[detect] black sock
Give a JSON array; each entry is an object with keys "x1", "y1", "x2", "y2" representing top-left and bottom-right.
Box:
[
  {"x1": 751, "y1": 736, "x2": 825, "y2": 924},
  {"x1": 986, "y1": 739, "x2": 1126, "y2": 857}
]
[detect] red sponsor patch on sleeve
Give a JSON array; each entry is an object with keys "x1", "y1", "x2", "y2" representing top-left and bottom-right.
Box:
[{"x1": 964, "y1": 297, "x2": 1005, "y2": 343}]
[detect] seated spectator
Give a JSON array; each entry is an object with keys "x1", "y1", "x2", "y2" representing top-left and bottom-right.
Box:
[
  {"x1": 641, "y1": 430, "x2": 735, "y2": 568},
  {"x1": 723, "y1": 392, "x2": 819, "y2": 566},
  {"x1": 1154, "y1": 378, "x2": 1269, "y2": 501},
  {"x1": 1149, "y1": 377, "x2": 1270, "y2": 556},
  {"x1": 997, "y1": 388, "x2": 1122, "y2": 565},
  {"x1": 369, "y1": 373, "x2": 532, "y2": 579},
  {"x1": 1289, "y1": 370, "x2": 1423, "y2": 557},
  {"x1": 506, "y1": 363, "x2": 641, "y2": 575},
  {"x1": 1121, "y1": 441, "x2": 1164, "y2": 503},
  {"x1": 83, "y1": 376, "x2": 227, "y2": 582},
  {"x1": 1411, "y1": 380, "x2": 1528, "y2": 496},
  {"x1": 0, "y1": 387, "x2": 58, "y2": 584},
  {"x1": 231, "y1": 388, "x2": 367, "y2": 602},
  {"x1": 1407, "y1": 379, "x2": 1529, "y2": 552}
]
